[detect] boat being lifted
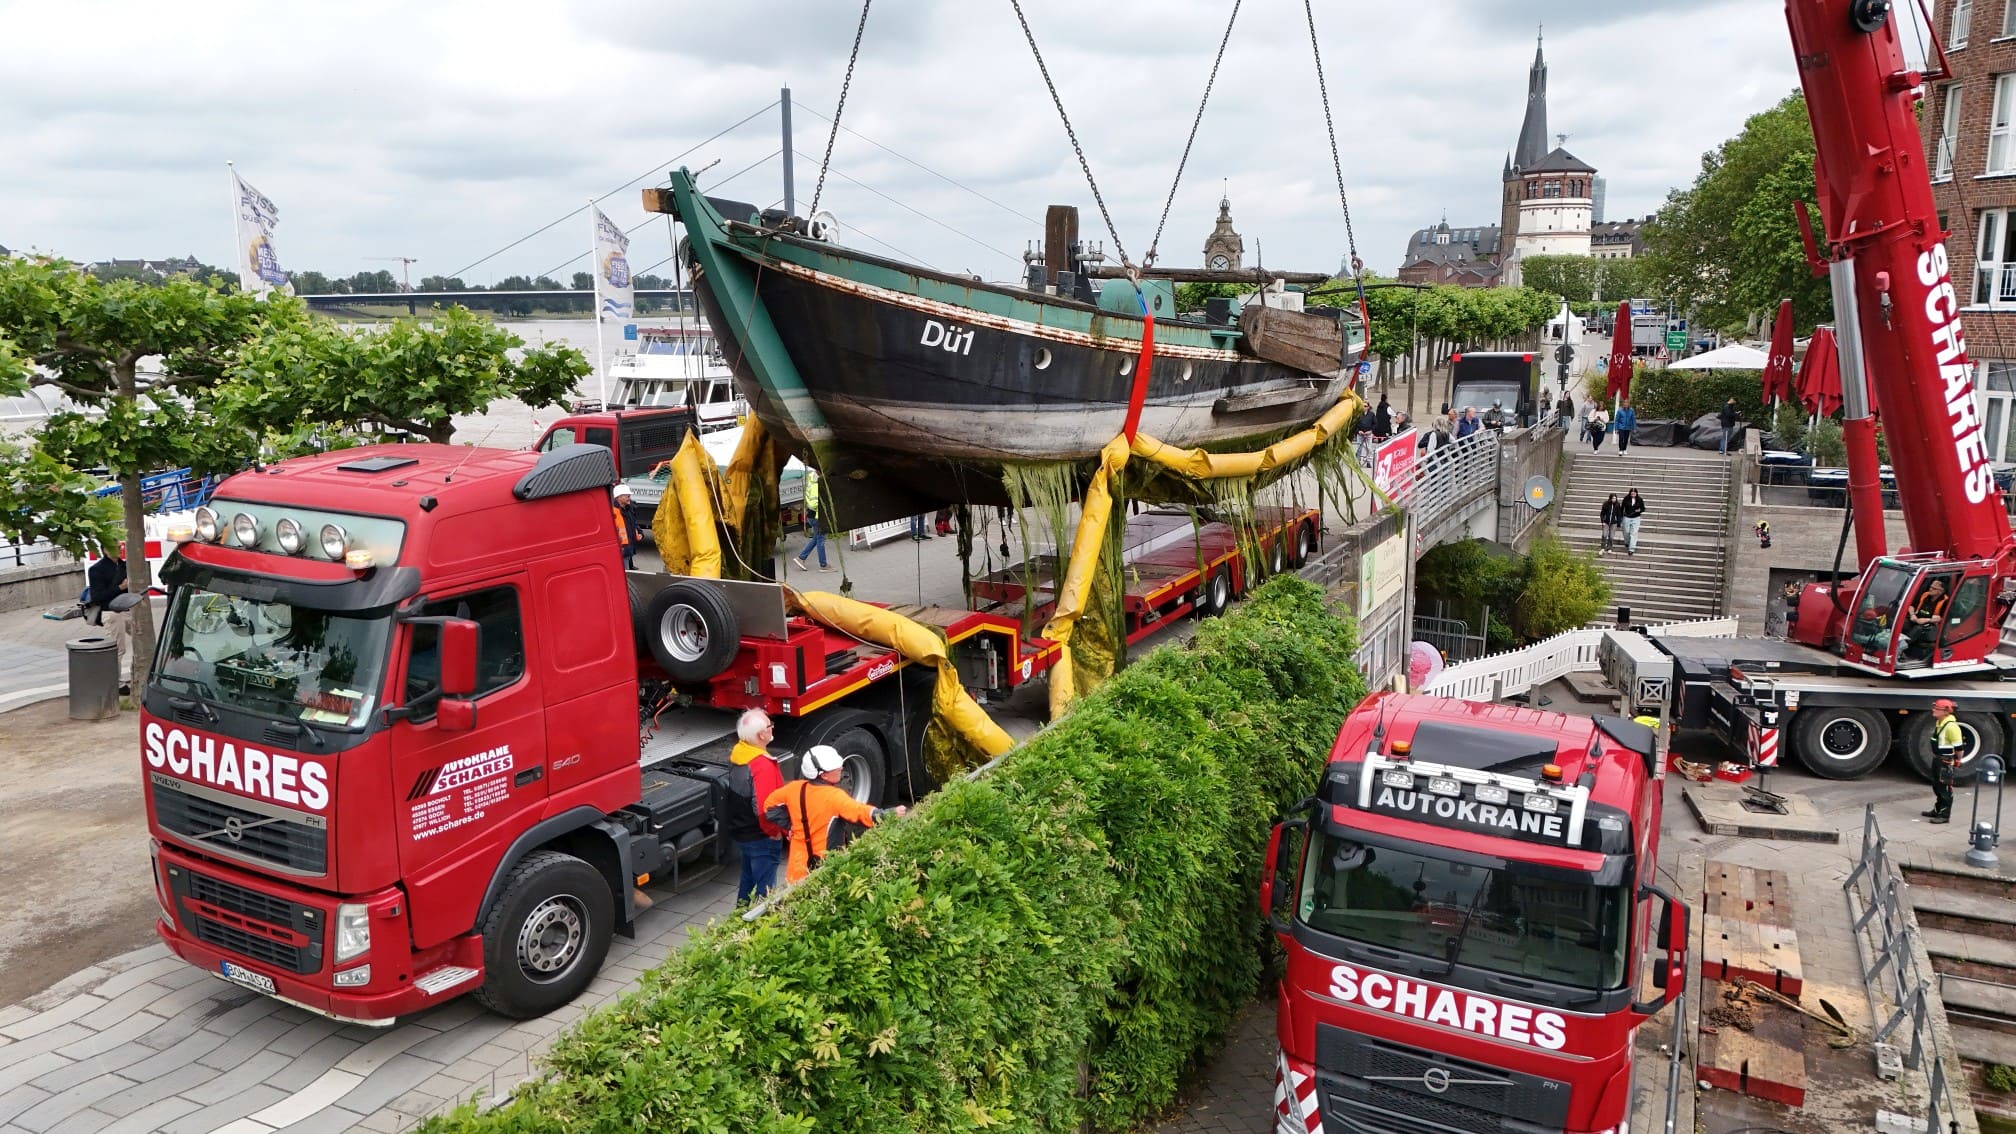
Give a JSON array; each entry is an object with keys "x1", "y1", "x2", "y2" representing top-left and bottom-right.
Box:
[{"x1": 644, "y1": 169, "x2": 1366, "y2": 529}]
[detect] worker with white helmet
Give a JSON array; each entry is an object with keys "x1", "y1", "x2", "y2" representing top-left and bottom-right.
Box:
[
  {"x1": 610, "y1": 483, "x2": 641, "y2": 569},
  {"x1": 762, "y1": 744, "x2": 907, "y2": 883}
]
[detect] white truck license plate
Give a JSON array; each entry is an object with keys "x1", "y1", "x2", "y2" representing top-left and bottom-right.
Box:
[{"x1": 220, "y1": 961, "x2": 277, "y2": 995}]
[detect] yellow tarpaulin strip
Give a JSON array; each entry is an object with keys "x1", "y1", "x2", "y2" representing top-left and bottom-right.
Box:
[
  {"x1": 651, "y1": 432, "x2": 724, "y2": 578},
  {"x1": 1038, "y1": 390, "x2": 1364, "y2": 719},
  {"x1": 721, "y1": 418, "x2": 768, "y2": 535},
  {"x1": 793, "y1": 589, "x2": 1014, "y2": 758}
]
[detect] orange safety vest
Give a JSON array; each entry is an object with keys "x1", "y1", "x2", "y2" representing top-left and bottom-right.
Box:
[
  {"x1": 762, "y1": 779, "x2": 878, "y2": 883},
  {"x1": 612, "y1": 504, "x2": 634, "y2": 548}
]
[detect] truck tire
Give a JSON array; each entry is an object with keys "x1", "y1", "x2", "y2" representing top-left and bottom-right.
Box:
[
  {"x1": 472, "y1": 851, "x2": 613, "y2": 1020},
  {"x1": 1898, "y1": 711, "x2": 2002, "y2": 786},
  {"x1": 1194, "y1": 567, "x2": 1233, "y2": 619},
  {"x1": 783, "y1": 710, "x2": 889, "y2": 806},
  {"x1": 1268, "y1": 536, "x2": 1287, "y2": 577},
  {"x1": 644, "y1": 581, "x2": 739, "y2": 683},
  {"x1": 1292, "y1": 522, "x2": 1317, "y2": 568},
  {"x1": 1789, "y1": 705, "x2": 1892, "y2": 780}
]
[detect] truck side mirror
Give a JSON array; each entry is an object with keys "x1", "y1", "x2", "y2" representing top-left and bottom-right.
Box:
[
  {"x1": 1262, "y1": 819, "x2": 1308, "y2": 934},
  {"x1": 436, "y1": 696, "x2": 478, "y2": 732},
  {"x1": 1633, "y1": 883, "x2": 1688, "y2": 1016},
  {"x1": 438, "y1": 617, "x2": 480, "y2": 698}
]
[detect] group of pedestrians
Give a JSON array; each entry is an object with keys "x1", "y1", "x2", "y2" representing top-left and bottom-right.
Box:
[
  {"x1": 1355, "y1": 395, "x2": 1415, "y2": 464},
  {"x1": 1578, "y1": 400, "x2": 1637, "y2": 453},
  {"x1": 1597, "y1": 489, "x2": 1648, "y2": 555},
  {"x1": 726, "y1": 708, "x2": 909, "y2": 905}
]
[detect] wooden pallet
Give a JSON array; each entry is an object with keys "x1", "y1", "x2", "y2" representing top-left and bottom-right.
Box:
[
  {"x1": 1700, "y1": 914, "x2": 1805, "y2": 997},
  {"x1": 1698, "y1": 978, "x2": 1808, "y2": 1106},
  {"x1": 1704, "y1": 862, "x2": 1793, "y2": 927}
]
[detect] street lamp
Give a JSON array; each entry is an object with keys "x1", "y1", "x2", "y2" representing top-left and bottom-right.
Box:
[{"x1": 1967, "y1": 754, "x2": 2005, "y2": 870}]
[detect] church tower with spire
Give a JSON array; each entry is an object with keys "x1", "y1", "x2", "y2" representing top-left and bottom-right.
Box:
[
  {"x1": 1497, "y1": 29, "x2": 1596, "y2": 276},
  {"x1": 1499, "y1": 31, "x2": 1549, "y2": 264}
]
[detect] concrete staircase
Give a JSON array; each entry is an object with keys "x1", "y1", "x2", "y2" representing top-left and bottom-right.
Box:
[{"x1": 1555, "y1": 450, "x2": 1732, "y2": 624}]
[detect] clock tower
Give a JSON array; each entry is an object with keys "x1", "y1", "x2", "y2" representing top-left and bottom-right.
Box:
[{"x1": 1202, "y1": 194, "x2": 1243, "y2": 270}]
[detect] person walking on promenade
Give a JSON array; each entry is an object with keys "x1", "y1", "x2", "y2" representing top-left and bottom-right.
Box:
[
  {"x1": 1557, "y1": 391, "x2": 1575, "y2": 436},
  {"x1": 1719, "y1": 397, "x2": 1741, "y2": 455},
  {"x1": 1600, "y1": 493, "x2": 1624, "y2": 554},
  {"x1": 1620, "y1": 487, "x2": 1646, "y2": 555},
  {"x1": 1923, "y1": 699, "x2": 1965, "y2": 824},
  {"x1": 726, "y1": 709, "x2": 786, "y2": 904},
  {"x1": 764, "y1": 746, "x2": 908, "y2": 884},
  {"x1": 1587, "y1": 406, "x2": 1609, "y2": 452},
  {"x1": 793, "y1": 469, "x2": 832, "y2": 571},
  {"x1": 1614, "y1": 401, "x2": 1637, "y2": 455}
]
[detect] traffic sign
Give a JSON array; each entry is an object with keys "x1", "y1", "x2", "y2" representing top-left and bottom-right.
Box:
[{"x1": 1665, "y1": 331, "x2": 1687, "y2": 352}]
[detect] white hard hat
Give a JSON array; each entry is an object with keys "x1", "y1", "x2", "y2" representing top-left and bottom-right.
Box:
[
  {"x1": 802, "y1": 745, "x2": 843, "y2": 778},
  {"x1": 612, "y1": 483, "x2": 633, "y2": 498}
]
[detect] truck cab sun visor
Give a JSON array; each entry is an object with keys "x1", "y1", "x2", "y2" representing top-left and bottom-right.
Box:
[
  {"x1": 514, "y1": 443, "x2": 617, "y2": 501},
  {"x1": 162, "y1": 544, "x2": 422, "y2": 612}
]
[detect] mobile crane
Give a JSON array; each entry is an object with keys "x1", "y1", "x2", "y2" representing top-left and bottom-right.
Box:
[{"x1": 1658, "y1": 0, "x2": 2016, "y2": 785}]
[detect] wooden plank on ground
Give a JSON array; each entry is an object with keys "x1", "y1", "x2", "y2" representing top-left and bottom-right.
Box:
[
  {"x1": 1704, "y1": 862, "x2": 1793, "y2": 927},
  {"x1": 1697, "y1": 978, "x2": 1808, "y2": 1106},
  {"x1": 1700, "y1": 913, "x2": 1805, "y2": 997}
]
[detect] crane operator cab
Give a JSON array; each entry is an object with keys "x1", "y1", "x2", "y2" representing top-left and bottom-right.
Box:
[{"x1": 1842, "y1": 559, "x2": 1998, "y2": 676}]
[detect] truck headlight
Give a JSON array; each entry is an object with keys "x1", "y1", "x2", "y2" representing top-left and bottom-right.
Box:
[
  {"x1": 230, "y1": 512, "x2": 261, "y2": 548},
  {"x1": 333, "y1": 964, "x2": 372, "y2": 987},
  {"x1": 275, "y1": 517, "x2": 306, "y2": 555},
  {"x1": 334, "y1": 903, "x2": 370, "y2": 963},
  {"x1": 319, "y1": 523, "x2": 349, "y2": 560},
  {"x1": 194, "y1": 507, "x2": 221, "y2": 543}
]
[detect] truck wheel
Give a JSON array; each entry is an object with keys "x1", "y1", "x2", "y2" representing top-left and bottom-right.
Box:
[
  {"x1": 1194, "y1": 567, "x2": 1233, "y2": 619},
  {"x1": 1268, "y1": 536, "x2": 1286, "y2": 577},
  {"x1": 644, "y1": 581, "x2": 739, "y2": 683},
  {"x1": 781, "y1": 710, "x2": 889, "y2": 806},
  {"x1": 1292, "y1": 522, "x2": 1317, "y2": 568},
  {"x1": 1899, "y1": 712, "x2": 2003, "y2": 785},
  {"x1": 1790, "y1": 706, "x2": 1891, "y2": 780},
  {"x1": 472, "y1": 851, "x2": 613, "y2": 1020}
]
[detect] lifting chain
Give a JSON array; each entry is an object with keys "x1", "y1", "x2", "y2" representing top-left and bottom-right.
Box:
[
  {"x1": 1010, "y1": 0, "x2": 1134, "y2": 275},
  {"x1": 1145, "y1": 0, "x2": 1243, "y2": 267},
  {"x1": 808, "y1": 0, "x2": 873, "y2": 221},
  {"x1": 1304, "y1": 0, "x2": 1362, "y2": 280}
]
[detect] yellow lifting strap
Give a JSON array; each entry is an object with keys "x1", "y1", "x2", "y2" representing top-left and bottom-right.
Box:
[
  {"x1": 721, "y1": 418, "x2": 770, "y2": 534},
  {"x1": 650, "y1": 432, "x2": 725, "y2": 578},
  {"x1": 793, "y1": 588, "x2": 1015, "y2": 758},
  {"x1": 1040, "y1": 389, "x2": 1364, "y2": 719}
]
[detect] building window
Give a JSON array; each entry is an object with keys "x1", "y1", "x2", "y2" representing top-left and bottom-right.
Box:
[
  {"x1": 1978, "y1": 362, "x2": 2016, "y2": 462},
  {"x1": 1975, "y1": 209, "x2": 2016, "y2": 305},
  {"x1": 1954, "y1": 0, "x2": 1974, "y2": 47},
  {"x1": 2004, "y1": 0, "x2": 2016, "y2": 36},
  {"x1": 1937, "y1": 84, "x2": 1962, "y2": 181},
  {"x1": 1992, "y1": 75, "x2": 2016, "y2": 173}
]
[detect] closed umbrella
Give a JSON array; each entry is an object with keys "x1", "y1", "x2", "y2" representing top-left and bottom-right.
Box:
[
  {"x1": 1605, "y1": 300, "x2": 1633, "y2": 402},
  {"x1": 1796, "y1": 326, "x2": 1843, "y2": 417},
  {"x1": 1762, "y1": 299, "x2": 1796, "y2": 405}
]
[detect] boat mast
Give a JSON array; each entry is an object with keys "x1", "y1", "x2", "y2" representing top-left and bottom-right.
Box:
[{"x1": 780, "y1": 87, "x2": 795, "y2": 218}]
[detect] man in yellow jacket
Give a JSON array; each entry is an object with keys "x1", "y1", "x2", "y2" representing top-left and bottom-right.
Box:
[
  {"x1": 1925, "y1": 698, "x2": 1966, "y2": 824},
  {"x1": 763, "y1": 744, "x2": 906, "y2": 883}
]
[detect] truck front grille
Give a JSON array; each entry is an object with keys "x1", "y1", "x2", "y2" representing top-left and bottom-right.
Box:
[
  {"x1": 151, "y1": 775, "x2": 327, "y2": 876},
  {"x1": 1314, "y1": 1023, "x2": 1570, "y2": 1133},
  {"x1": 174, "y1": 868, "x2": 322, "y2": 975}
]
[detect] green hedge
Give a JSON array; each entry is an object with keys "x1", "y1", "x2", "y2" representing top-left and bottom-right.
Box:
[
  {"x1": 1581, "y1": 366, "x2": 1769, "y2": 426},
  {"x1": 426, "y1": 577, "x2": 1365, "y2": 1133}
]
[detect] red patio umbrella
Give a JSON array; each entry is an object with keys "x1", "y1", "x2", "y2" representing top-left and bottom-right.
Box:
[
  {"x1": 1604, "y1": 300, "x2": 1633, "y2": 402},
  {"x1": 1795, "y1": 326, "x2": 1843, "y2": 417},
  {"x1": 1761, "y1": 299, "x2": 1796, "y2": 406}
]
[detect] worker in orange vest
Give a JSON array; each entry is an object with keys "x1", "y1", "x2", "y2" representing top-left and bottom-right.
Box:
[
  {"x1": 611, "y1": 483, "x2": 641, "y2": 568},
  {"x1": 763, "y1": 745, "x2": 906, "y2": 883}
]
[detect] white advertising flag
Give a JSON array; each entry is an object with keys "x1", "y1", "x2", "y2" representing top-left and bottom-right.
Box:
[
  {"x1": 592, "y1": 207, "x2": 633, "y2": 322},
  {"x1": 231, "y1": 170, "x2": 291, "y2": 296}
]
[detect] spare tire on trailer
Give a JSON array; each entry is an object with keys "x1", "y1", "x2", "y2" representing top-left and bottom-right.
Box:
[
  {"x1": 1788, "y1": 704, "x2": 1891, "y2": 780},
  {"x1": 1898, "y1": 710, "x2": 2003, "y2": 786},
  {"x1": 643, "y1": 580, "x2": 740, "y2": 683}
]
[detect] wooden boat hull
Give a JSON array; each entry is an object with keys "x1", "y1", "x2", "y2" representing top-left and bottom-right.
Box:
[{"x1": 661, "y1": 170, "x2": 1362, "y2": 528}]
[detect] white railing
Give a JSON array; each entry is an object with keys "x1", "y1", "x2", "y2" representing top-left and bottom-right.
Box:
[
  {"x1": 1420, "y1": 616, "x2": 1739, "y2": 702},
  {"x1": 1412, "y1": 431, "x2": 1501, "y2": 539}
]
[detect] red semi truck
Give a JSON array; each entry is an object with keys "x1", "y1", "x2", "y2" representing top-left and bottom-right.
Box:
[
  {"x1": 139, "y1": 441, "x2": 1064, "y2": 1023},
  {"x1": 1262, "y1": 694, "x2": 1686, "y2": 1134}
]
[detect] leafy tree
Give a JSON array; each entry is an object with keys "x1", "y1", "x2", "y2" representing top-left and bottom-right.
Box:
[
  {"x1": 419, "y1": 275, "x2": 470, "y2": 292},
  {"x1": 291, "y1": 270, "x2": 338, "y2": 295},
  {"x1": 1512, "y1": 534, "x2": 1610, "y2": 641},
  {"x1": 1521, "y1": 256, "x2": 1600, "y2": 304},
  {"x1": 219, "y1": 304, "x2": 589, "y2": 444},
  {"x1": 1174, "y1": 281, "x2": 1245, "y2": 312},
  {"x1": 532, "y1": 275, "x2": 563, "y2": 291},
  {"x1": 1771, "y1": 401, "x2": 1810, "y2": 452},
  {"x1": 1642, "y1": 92, "x2": 1830, "y2": 333},
  {"x1": 0, "y1": 257, "x2": 285, "y2": 684},
  {"x1": 0, "y1": 442, "x2": 121, "y2": 559},
  {"x1": 571, "y1": 271, "x2": 594, "y2": 291},
  {"x1": 345, "y1": 270, "x2": 398, "y2": 294}
]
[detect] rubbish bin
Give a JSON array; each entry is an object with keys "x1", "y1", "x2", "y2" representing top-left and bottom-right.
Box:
[{"x1": 66, "y1": 636, "x2": 121, "y2": 721}]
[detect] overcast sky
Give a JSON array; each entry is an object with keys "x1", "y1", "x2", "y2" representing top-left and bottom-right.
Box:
[{"x1": 3, "y1": 0, "x2": 1846, "y2": 287}]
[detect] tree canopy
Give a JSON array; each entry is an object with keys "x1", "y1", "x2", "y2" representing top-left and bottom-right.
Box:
[
  {"x1": 1519, "y1": 255, "x2": 1652, "y2": 306},
  {"x1": 1641, "y1": 91, "x2": 1831, "y2": 334}
]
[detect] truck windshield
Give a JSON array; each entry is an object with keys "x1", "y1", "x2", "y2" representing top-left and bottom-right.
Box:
[
  {"x1": 1848, "y1": 562, "x2": 1916, "y2": 652},
  {"x1": 155, "y1": 585, "x2": 391, "y2": 729},
  {"x1": 1298, "y1": 829, "x2": 1630, "y2": 991}
]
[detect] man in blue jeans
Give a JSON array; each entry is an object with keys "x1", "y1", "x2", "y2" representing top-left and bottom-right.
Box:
[
  {"x1": 727, "y1": 709, "x2": 786, "y2": 904},
  {"x1": 1719, "y1": 398, "x2": 1741, "y2": 455}
]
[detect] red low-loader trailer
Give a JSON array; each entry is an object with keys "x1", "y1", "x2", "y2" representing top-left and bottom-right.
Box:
[
  {"x1": 969, "y1": 504, "x2": 1321, "y2": 637},
  {"x1": 141, "y1": 442, "x2": 1057, "y2": 1023},
  {"x1": 1261, "y1": 695, "x2": 1687, "y2": 1134}
]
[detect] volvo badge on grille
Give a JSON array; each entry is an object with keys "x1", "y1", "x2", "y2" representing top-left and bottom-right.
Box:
[
  {"x1": 223, "y1": 817, "x2": 245, "y2": 842},
  {"x1": 1422, "y1": 1067, "x2": 1451, "y2": 1093}
]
